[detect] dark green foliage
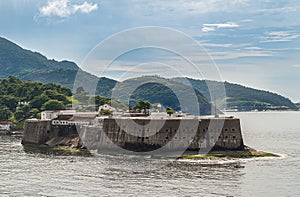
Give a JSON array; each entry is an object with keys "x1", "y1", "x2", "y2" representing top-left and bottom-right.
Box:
[
  {"x1": 0, "y1": 95, "x2": 18, "y2": 111},
  {"x1": 89, "y1": 96, "x2": 111, "y2": 107},
  {"x1": 166, "y1": 107, "x2": 175, "y2": 116},
  {"x1": 14, "y1": 110, "x2": 25, "y2": 122},
  {"x1": 100, "y1": 109, "x2": 112, "y2": 116},
  {"x1": 0, "y1": 76, "x2": 71, "y2": 122},
  {"x1": 43, "y1": 90, "x2": 69, "y2": 105},
  {"x1": 41, "y1": 100, "x2": 65, "y2": 111},
  {"x1": 0, "y1": 106, "x2": 13, "y2": 121},
  {"x1": 30, "y1": 94, "x2": 50, "y2": 109},
  {"x1": 134, "y1": 100, "x2": 151, "y2": 114}
]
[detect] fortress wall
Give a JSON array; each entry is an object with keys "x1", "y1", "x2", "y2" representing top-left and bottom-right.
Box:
[
  {"x1": 22, "y1": 117, "x2": 244, "y2": 151},
  {"x1": 22, "y1": 120, "x2": 53, "y2": 144},
  {"x1": 22, "y1": 120, "x2": 78, "y2": 145},
  {"x1": 100, "y1": 118, "x2": 200, "y2": 151},
  {"x1": 99, "y1": 117, "x2": 244, "y2": 151},
  {"x1": 197, "y1": 118, "x2": 244, "y2": 150}
]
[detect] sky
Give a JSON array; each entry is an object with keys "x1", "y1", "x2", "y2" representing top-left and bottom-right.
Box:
[{"x1": 0, "y1": 0, "x2": 299, "y2": 102}]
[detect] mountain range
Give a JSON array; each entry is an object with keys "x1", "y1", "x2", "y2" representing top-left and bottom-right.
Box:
[{"x1": 0, "y1": 36, "x2": 297, "y2": 113}]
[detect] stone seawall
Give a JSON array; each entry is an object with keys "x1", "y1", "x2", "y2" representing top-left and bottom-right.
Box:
[
  {"x1": 22, "y1": 119, "x2": 82, "y2": 147},
  {"x1": 78, "y1": 117, "x2": 244, "y2": 153},
  {"x1": 22, "y1": 117, "x2": 244, "y2": 154}
]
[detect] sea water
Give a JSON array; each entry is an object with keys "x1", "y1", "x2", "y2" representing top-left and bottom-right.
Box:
[{"x1": 0, "y1": 111, "x2": 299, "y2": 196}]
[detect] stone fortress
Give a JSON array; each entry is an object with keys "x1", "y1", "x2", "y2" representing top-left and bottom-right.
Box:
[{"x1": 22, "y1": 107, "x2": 244, "y2": 155}]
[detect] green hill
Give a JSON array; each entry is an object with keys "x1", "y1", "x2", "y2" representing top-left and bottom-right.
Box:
[
  {"x1": 0, "y1": 76, "x2": 72, "y2": 126},
  {"x1": 0, "y1": 37, "x2": 117, "y2": 96},
  {"x1": 0, "y1": 37, "x2": 296, "y2": 112},
  {"x1": 173, "y1": 78, "x2": 297, "y2": 111},
  {"x1": 0, "y1": 37, "x2": 78, "y2": 78},
  {"x1": 112, "y1": 76, "x2": 213, "y2": 115}
]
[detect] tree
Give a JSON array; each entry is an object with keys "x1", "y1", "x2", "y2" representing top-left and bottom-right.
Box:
[
  {"x1": 14, "y1": 110, "x2": 25, "y2": 122},
  {"x1": 30, "y1": 94, "x2": 50, "y2": 109},
  {"x1": 43, "y1": 90, "x2": 69, "y2": 105},
  {"x1": 0, "y1": 106, "x2": 13, "y2": 121},
  {"x1": 29, "y1": 108, "x2": 40, "y2": 119},
  {"x1": 0, "y1": 95, "x2": 18, "y2": 111},
  {"x1": 41, "y1": 100, "x2": 65, "y2": 111},
  {"x1": 166, "y1": 107, "x2": 175, "y2": 116},
  {"x1": 100, "y1": 109, "x2": 112, "y2": 116},
  {"x1": 134, "y1": 100, "x2": 151, "y2": 114},
  {"x1": 89, "y1": 96, "x2": 111, "y2": 107}
]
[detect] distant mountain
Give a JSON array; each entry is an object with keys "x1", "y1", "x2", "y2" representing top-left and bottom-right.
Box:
[
  {"x1": 0, "y1": 37, "x2": 296, "y2": 112},
  {"x1": 295, "y1": 102, "x2": 300, "y2": 110},
  {"x1": 0, "y1": 37, "x2": 78, "y2": 78},
  {"x1": 173, "y1": 78, "x2": 298, "y2": 111},
  {"x1": 0, "y1": 37, "x2": 117, "y2": 95},
  {"x1": 111, "y1": 76, "x2": 213, "y2": 115}
]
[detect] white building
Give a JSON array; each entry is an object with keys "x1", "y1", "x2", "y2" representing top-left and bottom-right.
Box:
[
  {"x1": 41, "y1": 110, "x2": 76, "y2": 120},
  {"x1": 98, "y1": 104, "x2": 116, "y2": 113}
]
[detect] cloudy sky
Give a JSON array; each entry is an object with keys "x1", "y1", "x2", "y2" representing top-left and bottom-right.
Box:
[{"x1": 0, "y1": 0, "x2": 299, "y2": 102}]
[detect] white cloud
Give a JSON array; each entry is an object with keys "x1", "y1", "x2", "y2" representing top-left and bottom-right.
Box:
[
  {"x1": 39, "y1": 0, "x2": 98, "y2": 18},
  {"x1": 260, "y1": 31, "x2": 300, "y2": 42},
  {"x1": 244, "y1": 46, "x2": 263, "y2": 50},
  {"x1": 202, "y1": 22, "x2": 239, "y2": 32},
  {"x1": 201, "y1": 43, "x2": 233, "y2": 48},
  {"x1": 73, "y1": 1, "x2": 98, "y2": 14}
]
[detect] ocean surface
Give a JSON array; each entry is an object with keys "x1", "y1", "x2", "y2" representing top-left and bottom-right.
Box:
[{"x1": 0, "y1": 111, "x2": 299, "y2": 196}]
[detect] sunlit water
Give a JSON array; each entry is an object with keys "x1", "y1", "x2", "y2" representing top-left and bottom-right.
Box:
[{"x1": 0, "y1": 112, "x2": 299, "y2": 196}]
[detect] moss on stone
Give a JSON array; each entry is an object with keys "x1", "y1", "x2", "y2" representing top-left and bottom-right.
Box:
[
  {"x1": 180, "y1": 149, "x2": 280, "y2": 159},
  {"x1": 23, "y1": 144, "x2": 91, "y2": 156}
]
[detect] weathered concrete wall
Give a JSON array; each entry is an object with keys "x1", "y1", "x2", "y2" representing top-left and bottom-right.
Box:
[
  {"x1": 22, "y1": 119, "x2": 79, "y2": 146},
  {"x1": 198, "y1": 118, "x2": 244, "y2": 151},
  {"x1": 95, "y1": 117, "x2": 244, "y2": 152},
  {"x1": 23, "y1": 117, "x2": 244, "y2": 152},
  {"x1": 22, "y1": 120, "x2": 53, "y2": 144}
]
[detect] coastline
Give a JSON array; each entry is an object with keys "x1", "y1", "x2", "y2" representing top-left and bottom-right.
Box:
[{"x1": 180, "y1": 146, "x2": 280, "y2": 159}]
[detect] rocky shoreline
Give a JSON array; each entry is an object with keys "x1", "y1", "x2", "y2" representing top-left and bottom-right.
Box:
[{"x1": 180, "y1": 146, "x2": 280, "y2": 159}]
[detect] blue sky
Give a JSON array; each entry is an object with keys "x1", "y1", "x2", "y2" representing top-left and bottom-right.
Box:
[{"x1": 0, "y1": 0, "x2": 300, "y2": 102}]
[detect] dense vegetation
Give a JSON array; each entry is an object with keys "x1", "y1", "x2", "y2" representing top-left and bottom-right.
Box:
[
  {"x1": 0, "y1": 76, "x2": 73, "y2": 128},
  {"x1": 173, "y1": 78, "x2": 298, "y2": 111},
  {"x1": 0, "y1": 76, "x2": 123, "y2": 129}
]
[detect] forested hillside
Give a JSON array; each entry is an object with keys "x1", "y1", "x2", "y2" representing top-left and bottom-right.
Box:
[
  {"x1": 173, "y1": 78, "x2": 297, "y2": 111},
  {"x1": 0, "y1": 76, "x2": 72, "y2": 127}
]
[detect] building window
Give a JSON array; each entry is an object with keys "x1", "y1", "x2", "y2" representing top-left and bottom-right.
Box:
[{"x1": 232, "y1": 128, "x2": 235, "y2": 131}]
